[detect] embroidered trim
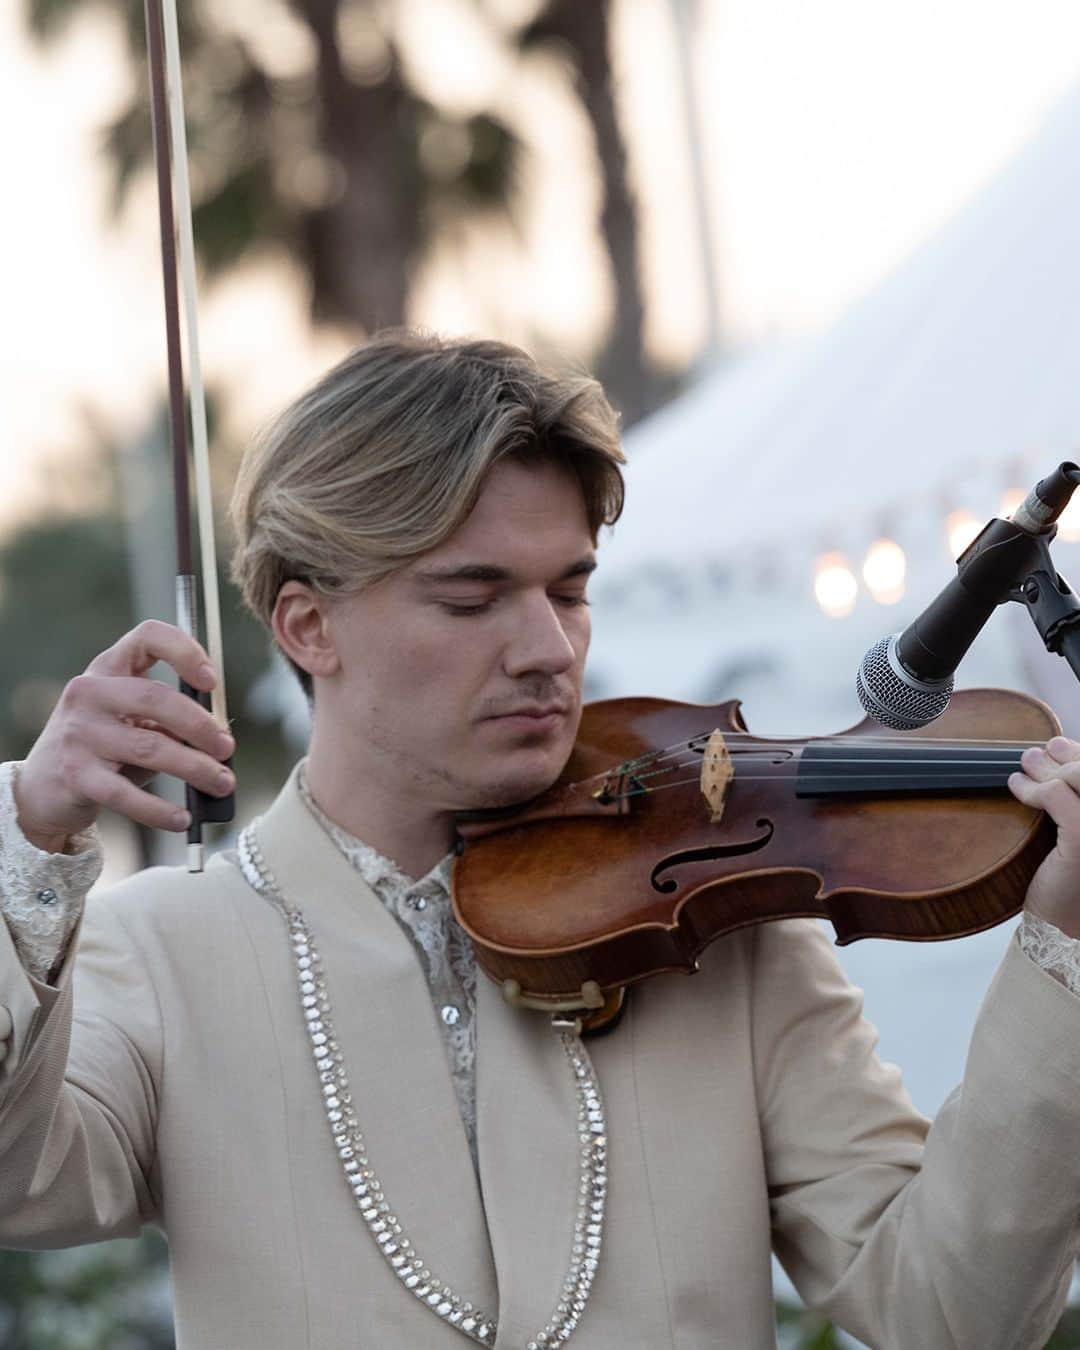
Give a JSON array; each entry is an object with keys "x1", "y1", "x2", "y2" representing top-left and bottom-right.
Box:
[
  {"x1": 235, "y1": 824, "x2": 607, "y2": 1348},
  {"x1": 0, "y1": 762, "x2": 101, "y2": 982},
  {"x1": 1018, "y1": 912, "x2": 1080, "y2": 997}
]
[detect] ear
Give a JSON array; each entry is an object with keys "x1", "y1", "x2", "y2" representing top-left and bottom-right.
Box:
[{"x1": 272, "y1": 581, "x2": 341, "y2": 682}]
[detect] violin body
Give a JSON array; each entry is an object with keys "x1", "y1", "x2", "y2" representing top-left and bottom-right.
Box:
[{"x1": 452, "y1": 689, "x2": 1059, "y2": 1013}]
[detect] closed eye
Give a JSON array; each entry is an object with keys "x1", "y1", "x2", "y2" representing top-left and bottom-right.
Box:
[
  {"x1": 440, "y1": 594, "x2": 589, "y2": 617},
  {"x1": 441, "y1": 601, "x2": 494, "y2": 616}
]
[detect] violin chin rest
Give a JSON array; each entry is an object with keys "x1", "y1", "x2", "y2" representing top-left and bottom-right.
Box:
[
  {"x1": 581, "y1": 986, "x2": 629, "y2": 1038},
  {"x1": 498, "y1": 977, "x2": 627, "y2": 1036}
]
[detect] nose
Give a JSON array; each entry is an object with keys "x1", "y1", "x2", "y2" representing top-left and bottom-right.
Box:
[{"x1": 502, "y1": 593, "x2": 581, "y2": 679}]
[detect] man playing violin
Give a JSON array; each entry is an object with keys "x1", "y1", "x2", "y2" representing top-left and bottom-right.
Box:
[{"x1": 2, "y1": 330, "x2": 1080, "y2": 1348}]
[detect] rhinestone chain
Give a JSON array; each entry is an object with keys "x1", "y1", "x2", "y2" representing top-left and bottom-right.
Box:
[{"x1": 236, "y1": 826, "x2": 607, "y2": 1348}]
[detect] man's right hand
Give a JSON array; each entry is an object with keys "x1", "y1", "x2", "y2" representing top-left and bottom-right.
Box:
[{"x1": 13, "y1": 621, "x2": 236, "y2": 853}]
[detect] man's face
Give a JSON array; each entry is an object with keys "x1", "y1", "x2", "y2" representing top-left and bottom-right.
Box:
[{"x1": 321, "y1": 457, "x2": 595, "y2": 812}]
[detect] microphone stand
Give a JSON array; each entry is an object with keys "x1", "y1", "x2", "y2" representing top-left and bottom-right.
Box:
[
  {"x1": 939, "y1": 460, "x2": 1080, "y2": 689},
  {"x1": 1009, "y1": 532, "x2": 1080, "y2": 686}
]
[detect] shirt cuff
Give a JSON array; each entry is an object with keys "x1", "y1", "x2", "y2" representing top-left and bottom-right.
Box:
[
  {"x1": 0, "y1": 761, "x2": 103, "y2": 982},
  {"x1": 1018, "y1": 910, "x2": 1080, "y2": 998}
]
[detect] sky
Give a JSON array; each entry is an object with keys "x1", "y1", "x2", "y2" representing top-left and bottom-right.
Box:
[{"x1": 4, "y1": 0, "x2": 1080, "y2": 530}]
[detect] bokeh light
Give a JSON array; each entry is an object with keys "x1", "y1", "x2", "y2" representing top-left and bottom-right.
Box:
[
  {"x1": 861, "y1": 537, "x2": 906, "y2": 605},
  {"x1": 999, "y1": 486, "x2": 1026, "y2": 519},
  {"x1": 945, "y1": 509, "x2": 982, "y2": 558},
  {"x1": 1057, "y1": 493, "x2": 1080, "y2": 541},
  {"x1": 813, "y1": 551, "x2": 858, "y2": 618}
]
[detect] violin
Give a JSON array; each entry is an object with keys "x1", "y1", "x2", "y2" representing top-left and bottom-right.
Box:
[{"x1": 451, "y1": 688, "x2": 1058, "y2": 1025}]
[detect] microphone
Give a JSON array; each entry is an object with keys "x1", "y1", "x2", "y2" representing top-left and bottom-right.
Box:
[
  {"x1": 857, "y1": 463, "x2": 1080, "y2": 730},
  {"x1": 857, "y1": 632, "x2": 957, "y2": 731},
  {"x1": 1010, "y1": 461, "x2": 1080, "y2": 534}
]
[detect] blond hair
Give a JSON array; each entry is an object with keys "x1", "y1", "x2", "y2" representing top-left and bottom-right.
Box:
[{"x1": 230, "y1": 329, "x2": 625, "y2": 694}]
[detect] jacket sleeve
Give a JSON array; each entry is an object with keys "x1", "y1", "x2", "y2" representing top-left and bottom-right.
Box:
[
  {"x1": 756, "y1": 918, "x2": 1080, "y2": 1349},
  {"x1": 0, "y1": 893, "x2": 162, "y2": 1248}
]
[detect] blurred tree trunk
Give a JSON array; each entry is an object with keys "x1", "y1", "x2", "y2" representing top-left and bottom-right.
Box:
[
  {"x1": 290, "y1": 0, "x2": 417, "y2": 327},
  {"x1": 524, "y1": 0, "x2": 657, "y2": 425}
]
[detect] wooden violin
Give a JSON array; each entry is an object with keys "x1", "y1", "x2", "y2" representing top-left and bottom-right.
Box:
[{"x1": 451, "y1": 688, "x2": 1058, "y2": 1021}]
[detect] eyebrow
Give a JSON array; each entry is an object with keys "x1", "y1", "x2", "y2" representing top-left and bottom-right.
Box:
[{"x1": 413, "y1": 555, "x2": 598, "y2": 586}]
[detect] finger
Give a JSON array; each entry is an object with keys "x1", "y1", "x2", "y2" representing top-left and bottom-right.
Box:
[
  {"x1": 119, "y1": 719, "x2": 189, "y2": 789},
  {"x1": 65, "y1": 676, "x2": 233, "y2": 761},
  {"x1": 1045, "y1": 735, "x2": 1080, "y2": 765},
  {"x1": 84, "y1": 719, "x2": 235, "y2": 800},
  {"x1": 123, "y1": 716, "x2": 208, "y2": 747},
  {"x1": 1018, "y1": 746, "x2": 1080, "y2": 800},
  {"x1": 1019, "y1": 745, "x2": 1068, "y2": 783},
  {"x1": 72, "y1": 763, "x2": 193, "y2": 833},
  {"x1": 87, "y1": 619, "x2": 216, "y2": 692},
  {"x1": 1008, "y1": 772, "x2": 1080, "y2": 836}
]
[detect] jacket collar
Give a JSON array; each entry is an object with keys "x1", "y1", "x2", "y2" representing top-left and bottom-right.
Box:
[
  {"x1": 249, "y1": 764, "x2": 500, "y2": 1313},
  {"x1": 250, "y1": 763, "x2": 587, "y2": 1347}
]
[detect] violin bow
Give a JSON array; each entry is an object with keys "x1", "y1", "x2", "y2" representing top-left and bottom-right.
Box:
[{"x1": 144, "y1": 0, "x2": 235, "y2": 871}]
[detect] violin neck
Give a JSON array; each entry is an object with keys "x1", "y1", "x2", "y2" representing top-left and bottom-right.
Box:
[{"x1": 795, "y1": 742, "x2": 1024, "y2": 798}]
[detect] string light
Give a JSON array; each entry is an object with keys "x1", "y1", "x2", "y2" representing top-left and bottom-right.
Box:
[
  {"x1": 945, "y1": 509, "x2": 982, "y2": 558},
  {"x1": 999, "y1": 487, "x2": 1026, "y2": 519},
  {"x1": 1057, "y1": 494, "x2": 1080, "y2": 542},
  {"x1": 861, "y1": 538, "x2": 906, "y2": 605},
  {"x1": 617, "y1": 466, "x2": 1079, "y2": 615},
  {"x1": 813, "y1": 552, "x2": 858, "y2": 618}
]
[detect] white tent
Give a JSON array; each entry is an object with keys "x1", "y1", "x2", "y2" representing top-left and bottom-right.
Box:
[
  {"x1": 591, "y1": 82, "x2": 1080, "y2": 740},
  {"x1": 588, "y1": 84, "x2": 1080, "y2": 1132}
]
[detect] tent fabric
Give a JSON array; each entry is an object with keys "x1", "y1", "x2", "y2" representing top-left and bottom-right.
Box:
[{"x1": 601, "y1": 85, "x2": 1080, "y2": 583}]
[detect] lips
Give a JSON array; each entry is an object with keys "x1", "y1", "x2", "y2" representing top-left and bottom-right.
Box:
[{"x1": 492, "y1": 705, "x2": 568, "y2": 719}]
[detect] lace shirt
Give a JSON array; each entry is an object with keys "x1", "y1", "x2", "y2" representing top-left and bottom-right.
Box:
[
  {"x1": 296, "y1": 768, "x2": 478, "y2": 1159},
  {"x1": 0, "y1": 763, "x2": 101, "y2": 984},
  {"x1": 3, "y1": 756, "x2": 1080, "y2": 1151}
]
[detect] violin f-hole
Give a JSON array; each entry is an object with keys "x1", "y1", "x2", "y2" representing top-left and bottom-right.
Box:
[{"x1": 650, "y1": 820, "x2": 775, "y2": 895}]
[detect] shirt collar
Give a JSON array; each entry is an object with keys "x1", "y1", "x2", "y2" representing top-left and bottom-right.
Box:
[{"x1": 296, "y1": 762, "x2": 453, "y2": 896}]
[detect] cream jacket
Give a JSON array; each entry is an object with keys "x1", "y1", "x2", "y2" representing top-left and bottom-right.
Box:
[{"x1": 1, "y1": 763, "x2": 1079, "y2": 1349}]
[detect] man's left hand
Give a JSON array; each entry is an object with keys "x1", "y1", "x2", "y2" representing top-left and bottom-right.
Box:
[{"x1": 1009, "y1": 736, "x2": 1080, "y2": 938}]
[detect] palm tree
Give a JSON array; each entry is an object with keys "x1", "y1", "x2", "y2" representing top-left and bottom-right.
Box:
[
  {"x1": 25, "y1": 0, "x2": 521, "y2": 331},
  {"x1": 515, "y1": 0, "x2": 660, "y2": 423}
]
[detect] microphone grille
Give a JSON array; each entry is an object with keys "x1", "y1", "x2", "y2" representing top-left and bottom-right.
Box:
[{"x1": 856, "y1": 634, "x2": 953, "y2": 730}]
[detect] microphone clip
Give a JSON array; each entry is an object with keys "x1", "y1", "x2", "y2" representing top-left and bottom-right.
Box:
[{"x1": 1008, "y1": 529, "x2": 1080, "y2": 669}]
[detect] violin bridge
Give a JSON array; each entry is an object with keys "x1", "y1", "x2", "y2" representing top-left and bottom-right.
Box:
[{"x1": 700, "y1": 728, "x2": 733, "y2": 824}]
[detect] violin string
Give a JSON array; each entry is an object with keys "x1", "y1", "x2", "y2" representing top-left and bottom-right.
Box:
[
  {"x1": 569, "y1": 731, "x2": 1045, "y2": 792},
  {"x1": 614, "y1": 758, "x2": 1024, "y2": 789},
  {"x1": 669, "y1": 753, "x2": 1027, "y2": 766},
  {"x1": 605, "y1": 731, "x2": 1043, "y2": 777},
  {"x1": 572, "y1": 745, "x2": 1030, "y2": 791},
  {"x1": 607, "y1": 769, "x2": 1027, "y2": 802},
  {"x1": 629, "y1": 756, "x2": 1026, "y2": 788},
  {"x1": 575, "y1": 749, "x2": 1028, "y2": 796}
]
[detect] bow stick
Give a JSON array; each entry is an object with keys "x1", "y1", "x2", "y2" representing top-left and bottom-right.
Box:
[{"x1": 144, "y1": 0, "x2": 234, "y2": 871}]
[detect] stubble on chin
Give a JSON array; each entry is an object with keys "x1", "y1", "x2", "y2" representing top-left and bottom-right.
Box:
[{"x1": 439, "y1": 743, "x2": 572, "y2": 813}]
